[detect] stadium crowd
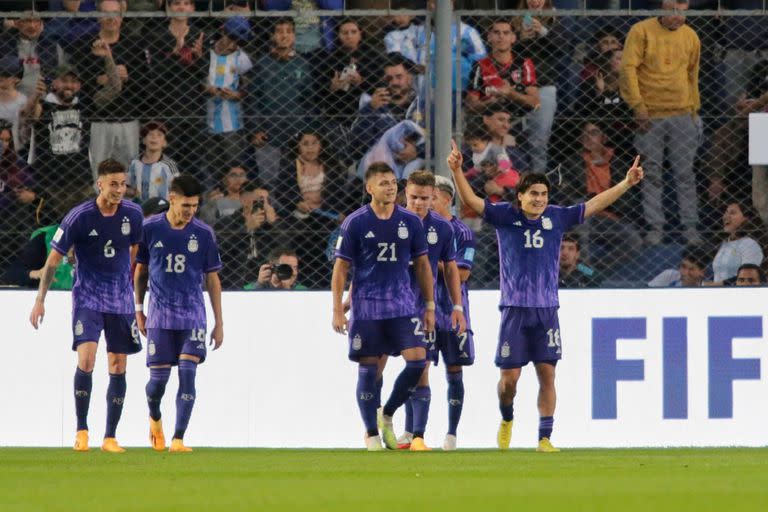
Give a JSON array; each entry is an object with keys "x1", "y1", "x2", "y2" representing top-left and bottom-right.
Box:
[{"x1": 0, "y1": 0, "x2": 767, "y2": 290}]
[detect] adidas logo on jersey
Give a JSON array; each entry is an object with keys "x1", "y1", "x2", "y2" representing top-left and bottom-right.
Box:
[
  {"x1": 365, "y1": 231, "x2": 375, "y2": 239},
  {"x1": 88, "y1": 229, "x2": 98, "y2": 236},
  {"x1": 153, "y1": 241, "x2": 164, "y2": 248},
  {"x1": 196, "y1": 343, "x2": 205, "y2": 350},
  {"x1": 512, "y1": 221, "x2": 522, "y2": 227}
]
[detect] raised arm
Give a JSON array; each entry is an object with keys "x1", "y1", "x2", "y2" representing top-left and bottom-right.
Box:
[
  {"x1": 413, "y1": 254, "x2": 435, "y2": 333},
  {"x1": 331, "y1": 258, "x2": 351, "y2": 334},
  {"x1": 29, "y1": 249, "x2": 64, "y2": 329},
  {"x1": 447, "y1": 139, "x2": 485, "y2": 215},
  {"x1": 443, "y1": 260, "x2": 466, "y2": 334},
  {"x1": 205, "y1": 271, "x2": 224, "y2": 350},
  {"x1": 584, "y1": 155, "x2": 644, "y2": 218}
]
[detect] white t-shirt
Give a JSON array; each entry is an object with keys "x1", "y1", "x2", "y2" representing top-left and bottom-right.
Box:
[
  {"x1": 0, "y1": 92, "x2": 28, "y2": 150},
  {"x1": 712, "y1": 236, "x2": 764, "y2": 282}
]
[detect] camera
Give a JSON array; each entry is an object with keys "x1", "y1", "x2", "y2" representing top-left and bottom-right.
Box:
[
  {"x1": 272, "y1": 263, "x2": 294, "y2": 281},
  {"x1": 251, "y1": 198, "x2": 264, "y2": 213}
]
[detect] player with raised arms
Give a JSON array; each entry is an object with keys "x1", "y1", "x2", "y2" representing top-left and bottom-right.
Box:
[
  {"x1": 394, "y1": 170, "x2": 466, "y2": 451},
  {"x1": 447, "y1": 141, "x2": 644, "y2": 452},
  {"x1": 332, "y1": 162, "x2": 435, "y2": 451},
  {"x1": 134, "y1": 174, "x2": 224, "y2": 453},
  {"x1": 29, "y1": 159, "x2": 144, "y2": 453}
]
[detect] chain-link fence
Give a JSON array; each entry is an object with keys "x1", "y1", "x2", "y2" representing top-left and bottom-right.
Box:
[{"x1": 0, "y1": 1, "x2": 766, "y2": 291}]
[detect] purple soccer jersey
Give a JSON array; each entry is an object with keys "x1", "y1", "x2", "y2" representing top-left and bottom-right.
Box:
[
  {"x1": 436, "y1": 216, "x2": 475, "y2": 332},
  {"x1": 51, "y1": 199, "x2": 143, "y2": 314},
  {"x1": 409, "y1": 211, "x2": 456, "y2": 327},
  {"x1": 483, "y1": 200, "x2": 585, "y2": 307},
  {"x1": 136, "y1": 214, "x2": 222, "y2": 330},
  {"x1": 335, "y1": 205, "x2": 428, "y2": 320}
]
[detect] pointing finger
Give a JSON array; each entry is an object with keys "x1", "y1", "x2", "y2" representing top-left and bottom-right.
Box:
[
  {"x1": 451, "y1": 139, "x2": 458, "y2": 153},
  {"x1": 633, "y1": 155, "x2": 641, "y2": 168}
]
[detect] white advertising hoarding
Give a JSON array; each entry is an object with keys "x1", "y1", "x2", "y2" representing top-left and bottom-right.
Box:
[{"x1": 1, "y1": 289, "x2": 766, "y2": 447}]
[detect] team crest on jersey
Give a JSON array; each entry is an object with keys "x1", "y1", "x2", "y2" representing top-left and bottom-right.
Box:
[
  {"x1": 121, "y1": 216, "x2": 131, "y2": 235},
  {"x1": 352, "y1": 334, "x2": 362, "y2": 351},
  {"x1": 513, "y1": 221, "x2": 522, "y2": 227},
  {"x1": 397, "y1": 221, "x2": 409, "y2": 240},
  {"x1": 74, "y1": 320, "x2": 84, "y2": 336},
  {"x1": 500, "y1": 342, "x2": 510, "y2": 358},
  {"x1": 148, "y1": 341, "x2": 156, "y2": 356},
  {"x1": 427, "y1": 226, "x2": 438, "y2": 245},
  {"x1": 188, "y1": 235, "x2": 199, "y2": 253},
  {"x1": 541, "y1": 217, "x2": 553, "y2": 230}
]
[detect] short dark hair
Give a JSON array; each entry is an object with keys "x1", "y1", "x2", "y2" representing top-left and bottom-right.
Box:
[
  {"x1": 241, "y1": 179, "x2": 266, "y2": 193},
  {"x1": 406, "y1": 170, "x2": 435, "y2": 188},
  {"x1": 680, "y1": 245, "x2": 707, "y2": 269},
  {"x1": 737, "y1": 263, "x2": 765, "y2": 283},
  {"x1": 140, "y1": 121, "x2": 167, "y2": 139},
  {"x1": 272, "y1": 17, "x2": 295, "y2": 32},
  {"x1": 517, "y1": 173, "x2": 550, "y2": 195},
  {"x1": 170, "y1": 174, "x2": 204, "y2": 197},
  {"x1": 364, "y1": 162, "x2": 396, "y2": 182},
  {"x1": 268, "y1": 246, "x2": 298, "y2": 263},
  {"x1": 382, "y1": 52, "x2": 415, "y2": 75},
  {"x1": 97, "y1": 158, "x2": 126, "y2": 176},
  {"x1": 464, "y1": 120, "x2": 488, "y2": 142},
  {"x1": 562, "y1": 233, "x2": 580, "y2": 251}
]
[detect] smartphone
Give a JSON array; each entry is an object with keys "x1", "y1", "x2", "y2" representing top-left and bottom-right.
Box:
[
  {"x1": 522, "y1": 14, "x2": 534, "y2": 29},
  {"x1": 251, "y1": 198, "x2": 265, "y2": 214}
]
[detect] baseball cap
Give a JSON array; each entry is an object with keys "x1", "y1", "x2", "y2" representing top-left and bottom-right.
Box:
[
  {"x1": 435, "y1": 175, "x2": 455, "y2": 198},
  {"x1": 142, "y1": 197, "x2": 169, "y2": 217},
  {"x1": 54, "y1": 64, "x2": 80, "y2": 80},
  {"x1": 223, "y1": 16, "x2": 252, "y2": 44},
  {"x1": 0, "y1": 56, "x2": 22, "y2": 79}
]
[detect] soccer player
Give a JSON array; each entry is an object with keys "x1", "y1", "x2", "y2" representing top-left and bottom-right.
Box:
[
  {"x1": 448, "y1": 141, "x2": 644, "y2": 452},
  {"x1": 396, "y1": 171, "x2": 466, "y2": 451},
  {"x1": 29, "y1": 159, "x2": 144, "y2": 453},
  {"x1": 332, "y1": 162, "x2": 436, "y2": 451},
  {"x1": 134, "y1": 175, "x2": 224, "y2": 453},
  {"x1": 432, "y1": 175, "x2": 477, "y2": 451}
]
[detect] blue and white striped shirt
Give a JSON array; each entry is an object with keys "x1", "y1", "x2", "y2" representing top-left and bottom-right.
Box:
[{"x1": 206, "y1": 48, "x2": 253, "y2": 134}]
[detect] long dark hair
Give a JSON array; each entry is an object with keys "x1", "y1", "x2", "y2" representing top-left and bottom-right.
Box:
[{"x1": 725, "y1": 200, "x2": 765, "y2": 244}]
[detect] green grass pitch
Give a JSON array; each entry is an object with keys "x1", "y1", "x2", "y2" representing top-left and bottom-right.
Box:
[{"x1": 1, "y1": 448, "x2": 767, "y2": 511}]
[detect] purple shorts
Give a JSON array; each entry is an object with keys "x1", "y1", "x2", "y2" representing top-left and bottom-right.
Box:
[
  {"x1": 72, "y1": 307, "x2": 142, "y2": 354},
  {"x1": 434, "y1": 329, "x2": 475, "y2": 367},
  {"x1": 146, "y1": 328, "x2": 207, "y2": 366},
  {"x1": 348, "y1": 316, "x2": 428, "y2": 361},
  {"x1": 496, "y1": 306, "x2": 561, "y2": 369}
]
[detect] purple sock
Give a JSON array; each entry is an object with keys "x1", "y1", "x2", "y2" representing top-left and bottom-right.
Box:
[
  {"x1": 404, "y1": 397, "x2": 414, "y2": 434},
  {"x1": 174, "y1": 360, "x2": 197, "y2": 440},
  {"x1": 356, "y1": 364, "x2": 378, "y2": 437},
  {"x1": 374, "y1": 376, "x2": 383, "y2": 409},
  {"x1": 74, "y1": 367, "x2": 92, "y2": 431},
  {"x1": 499, "y1": 401, "x2": 514, "y2": 422},
  {"x1": 146, "y1": 367, "x2": 171, "y2": 421},
  {"x1": 446, "y1": 371, "x2": 464, "y2": 436},
  {"x1": 410, "y1": 386, "x2": 431, "y2": 439},
  {"x1": 104, "y1": 373, "x2": 126, "y2": 438},
  {"x1": 383, "y1": 359, "x2": 426, "y2": 417},
  {"x1": 539, "y1": 416, "x2": 554, "y2": 440}
]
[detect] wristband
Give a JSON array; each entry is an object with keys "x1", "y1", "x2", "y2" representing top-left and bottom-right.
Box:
[
  {"x1": 425, "y1": 301, "x2": 436, "y2": 311},
  {"x1": 452, "y1": 305, "x2": 464, "y2": 313},
  {"x1": 135, "y1": 304, "x2": 143, "y2": 312}
]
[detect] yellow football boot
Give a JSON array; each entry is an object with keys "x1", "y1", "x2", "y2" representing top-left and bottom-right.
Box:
[
  {"x1": 149, "y1": 418, "x2": 166, "y2": 452},
  {"x1": 409, "y1": 437, "x2": 432, "y2": 451},
  {"x1": 73, "y1": 430, "x2": 89, "y2": 452},
  {"x1": 536, "y1": 437, "x2": 561, "y2": 453},
  {"x1": 497, "y1": 420, "x2": 513, "y2": 450},
  {"x1": 101, "y1": 437, "x2": 126, "y2": 453},
  {"x1": 169, "y1": 438, "x2": 193, "y2": 453}
]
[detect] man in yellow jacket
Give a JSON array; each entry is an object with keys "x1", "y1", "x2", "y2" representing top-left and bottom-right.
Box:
[{"x1": 619, "y1": 0, "x2": 702, "y2": 246}]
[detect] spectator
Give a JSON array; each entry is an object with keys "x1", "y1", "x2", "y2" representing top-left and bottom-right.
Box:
[
  {"x1": 0, "y1": 11, "x2": 61, "y2": 100},
  {"x1": 619, "y1": 0, "x2": 702, "y2": 245},
  {"x1": 202, "y1": 16, "x2": 253, "y2": 184},
  {"x1": 246, "y1": 18, "x2": 316, "y2": 180},
  {"x1": 30, "y1": 62, "x2": 120, "y2": 200},
  {"x1": 579, "y1": 27, "x2": 623, "y2": 82},
  {"x1": 315, "y1": 17, "x2": 382, "y2": 160},
  {"x1": 0, "y1": 56, "x2": 37, "y2": 153},
  {"x1": 70, "y1": 0, "x2": 149, "y2": 179},
  {"x1": 383, "y1": 15, "x2": 423, "y2": 72},
  {"x1": 513, "y1": 0, "x2": 563, "y2": 173},
  {"x1": 710, "y1": 201, "x2": 764, "y2": 284},
  {"x1": 480, "y1": 105, "x2": 529, "y2": 167},
  {"x1": 465, "y1": 19, "x2": 539, "y2": 121},
  {"x1": 462, "y1": 122, "x2": 519, "y2": 207},
  {"x1": 214, "y1": 180, "x2": 279, "y2": 288},
  {"x1": 199, "y1": 165, "x2": 249, "y2": 226},
  {"x1": 350, "y1": 53, "x2": 423, "y2": 161},
  {"x1": 127, "y1": 121, "x2": 179, "y2": 200},
  {"x1": 0, "y1": 120, "x2": 41, "y2": 268},
  {"x1": 735, "y1": 263, "x2": 765, "y2": 286},
  {"x1": 274, "y1": 130, "x2": 350, "y2": 218},
  {"x1": 145, "y1": 0, "x2": 207, "y2": 173},
  {"x1": 1, "y1": 222, "x2": 76, "y2": 290},
  {"x1": 244, "y1": 246, "x2": 307, "y2": 290},
  {"x1": 45, "y1": 1, "x2": 100, "y2": 46},
  {"x1": 259, "y1": 1, "x2": 343, "y2": 54},
  {"x1": 648, "y1": 245, "x2": 707, "y2": 287},
  {"x1": 558, "y1": 234, "x2": 602, "y2": 288},
  {"x1": 356, "y1": 120, "x2": 425, "y2": 182}
]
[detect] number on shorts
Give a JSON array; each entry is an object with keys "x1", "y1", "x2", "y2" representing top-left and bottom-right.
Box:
[
  {"x1": 410, "y1": 317, "x2": 423, "y2": 336},
  {"x1": 376, "y1": 242, "x2": 397, "y2": 262},
  {"x1": 130, "y1": 320, "x2": 140, "y2": 342},
  {"x1": 425, "y1": 330, "x2": 436, "y2": 343},
  {"x1": 457, "y1": 331, "x2": 468, "y2": 352},
  {"x1": 189, "y1": 328, "x2": 205, "y2": 342},
  {"x1": 165, "y1": 253, "x2": 186, "y2": 273},
  {"x1": 103, "y1": 239, "x2": 115, "y2": 258},
  {"x1": 547, "y1": 328, "x2": 561, "y2": 353},
  {"x1": 523, "y1": 229, "x2": 544, "y2": 249}
]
